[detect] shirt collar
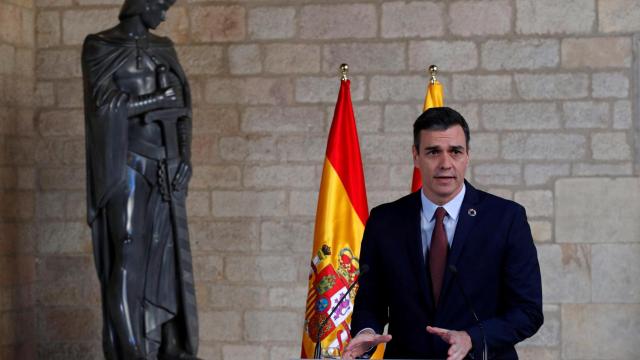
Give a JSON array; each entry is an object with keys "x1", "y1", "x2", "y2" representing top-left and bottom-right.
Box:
[{"x1": 420, "y1": 184, "x2": 466, "y2": 222}]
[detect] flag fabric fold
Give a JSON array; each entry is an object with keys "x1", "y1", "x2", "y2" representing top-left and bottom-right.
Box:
[
  {"x1": 301, "y1": 79, "x2": 369, "y2": 358},
  {"x1": 411, "y1": 80, "x2": 444, "y2": 193}
]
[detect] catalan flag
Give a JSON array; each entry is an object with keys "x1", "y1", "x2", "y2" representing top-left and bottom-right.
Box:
[
  {"x1": 411, "y1": 69, "x2": 444, "y2": 192},
  {"x1": 301, "y1": 72, "x2": 370, "y2": 358}
]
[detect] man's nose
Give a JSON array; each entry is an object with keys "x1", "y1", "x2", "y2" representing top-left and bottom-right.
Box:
[{"x1": 439, "y1": 154, "x2": 452, "y2": 169}]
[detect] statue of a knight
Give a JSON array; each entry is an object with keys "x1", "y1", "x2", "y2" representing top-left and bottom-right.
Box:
[{"x1": 81, "y1": 0, "x2": 198, "y2": 358}]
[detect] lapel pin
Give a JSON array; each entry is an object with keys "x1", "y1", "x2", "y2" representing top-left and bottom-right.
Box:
[{"x1": 468, "y1": 208, "x2": 477, "y2": 217}]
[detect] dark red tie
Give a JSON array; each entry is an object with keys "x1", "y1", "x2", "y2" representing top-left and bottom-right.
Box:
[{"x1": 430, "y1": 207, "x2": 448, "y2": 307}]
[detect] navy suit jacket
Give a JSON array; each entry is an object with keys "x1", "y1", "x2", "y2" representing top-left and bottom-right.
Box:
[{"x1": 351, "y1": 182, "x2": 543, "y2": 359}]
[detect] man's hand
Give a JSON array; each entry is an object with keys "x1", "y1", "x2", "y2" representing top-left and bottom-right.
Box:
[
  {"x1": 342, "y1": 331, "x2": 391, "y2": 360},
  {"x1": 426, "y1": 326, "x2": 472, "y2": 360}
]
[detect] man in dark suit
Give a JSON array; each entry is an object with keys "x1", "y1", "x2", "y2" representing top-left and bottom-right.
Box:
[{"x1": 344, "y1": 107, "x2": 543, "y2": 359}]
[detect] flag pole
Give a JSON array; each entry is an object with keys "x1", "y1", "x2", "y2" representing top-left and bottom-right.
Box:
[
  {"x1": 340, "y1": 63, "x2": 349, "y2": 81},
  {"x1": 429, "y1": 64, "x2": 438, "y2": 84}
]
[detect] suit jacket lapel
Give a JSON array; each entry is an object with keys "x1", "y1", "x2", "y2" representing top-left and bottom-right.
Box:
[
  {"x1": 440, "y1": 182, "x2": 480, "y2": 306},
  {"x1": 405, "y1": 191, "x2": 434, "y2": 311}
]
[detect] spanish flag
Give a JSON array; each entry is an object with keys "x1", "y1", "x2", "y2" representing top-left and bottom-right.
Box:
[
  {"x1": 411, "y1": 75, "x2": 444, "y2": 192},
  {"x1": 301, "y1": 75, "x2": 370, "y2": 358}
]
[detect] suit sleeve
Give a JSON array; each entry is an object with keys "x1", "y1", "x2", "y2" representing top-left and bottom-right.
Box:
[
  {"x1": 351, "y1": 207, "x2": 389, "y2": 337},
  {"x1": 465, "y1": 205, "x2": 544, "y2": 356}
]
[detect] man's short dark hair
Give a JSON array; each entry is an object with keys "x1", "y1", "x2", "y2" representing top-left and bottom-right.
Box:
[{"x1": 413, "y1": 107, "x2": 470, "y2": 149}]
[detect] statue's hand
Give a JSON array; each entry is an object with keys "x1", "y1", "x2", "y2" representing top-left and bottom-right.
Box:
[{"x1": 172, "y1": 160, "x2": 192, "y2": 192}]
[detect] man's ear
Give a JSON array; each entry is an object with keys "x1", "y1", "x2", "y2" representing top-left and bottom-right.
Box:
[{"x1": 412, "y1": 145, "x2": 419, "y2": 165}]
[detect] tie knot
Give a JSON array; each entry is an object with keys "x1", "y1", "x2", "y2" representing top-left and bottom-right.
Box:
[{"x1": 435, "y1": 207, "x2": 447, "y2": 222}]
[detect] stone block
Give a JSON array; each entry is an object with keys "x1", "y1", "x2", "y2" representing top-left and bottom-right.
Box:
[
  {"x1": 55, "y1": 80, "x2": 83, "y2": 108},
  {"x1": 14, "y1": 48, "x2": 34, "y2": 77},
  {"x1": 353, "y1": 105, "x2": 383, "y2": 134},
  {"x1": 592, "y1": 71, "x2": 629, "y2": 98},
  {"x1": 270, "y1": 346, "x2": 299, "y2": 360},
  {"x1": 571, "y1": 162, "x2": 633, "y2": 176},
  {"x1": 189, "y1": 165, "x2": 240, "y2": 190},
  {"x1": 389, "y1": 164, "x2": 415, "y2": 189},
  {"x1": 36, "y1": 342, "x2": 102, "y2": 360},
  {"x1": 39, "y1": 308, "x2": 100, "y2": 341},
  {"x1": 268, "y1": 286, "x2": 307, "y2": 308},
  {"x1": 36, "y1": 49, "x2": 81, "y2": 79},
  {"x1": 562, "y1": 37, "x2": 631, "y2": 68},
  {"x1": 222, "y1": 345, "x2": 268, "y2": 360},
  {"x1": 211, "y1": 191, "x2": 287, "y2": 217},
  {"x1": 452, "y1": 74, "x2": 512, "y2": 101},
  {"x1": 295, "y1": 76, "x2": 366, "y2": 103},
  {"x1": 37, "y1": 221, "x2": 91, "y2": 254},
  {"x1": 537, "y1": 244, "x2": 591, "y2": 303},
  {"x1": 225, "y1": 255, "x2": 298, "y2": 282},
  {"x1": 192, "y1": 254, "x2": 224, "y2": 282},
  {"x1": 176, "y1": 45, "x2": 224, "y2": 75},
  {"x1": 228, "y1": 44, "x2": 261, "y2": 75},
  {"x1": 516, "y1": 346, "x2": 560, "y2": 360},
  {"x1": 39, "y1": 167, "x2": 85, "y2": 190},
  {"x1": 592, "y1": 244, "x2": 640, "y2": 303},
  {"x1": 21, "y1": 8, "x2": 35, "y2": 47},
  {"x1": 76, "y1": 0, "x2": 121, "y2": 4},
  {"x1": 516, "y1": 0, "x2": 595, "y2": 34},
  {"x1": 384, "y1": 104, "x2": 421, "y2": 133},
  {"x1": 209, "y1": 284, "x2": 268, "y2": 309},
  {"x1": 481, "y1": 39, "x2": 558, "y2": 70},
  {"x1": 243, "y1": 165, "x2": 316, "y2": 189},
  {"x1": 469, "y1": 133, "x2": 499, "y2": 160},
  {"x1": 154, "y1": 6, "x2": 189, "y2": 44},
  {"x1": 35, "y1": 191, "x2": 64, "y2": 219},
  {"x1": 502, "y1": 133, "x2": 586, "y2": 160},
  {"x1": 0, "y1": 3, "x2": 21, "y2": 44},
  {"x1": 563, "y1": 101, "x2": 609, "y2": 128},
  {"x1": 515, "y1": 73, "x2": 589, "y2": 100},
  {"x1": 36, "y1": 255, "x2": 99, "y2": 306},
  {"x1": 369, "y1": 75, "x2": 430, "y2": 102},
  {"x1": 562, "y1": 304, "x2": 640, "y2": 359},
  {"x1": 35, "y1": 81, "x2": 55, "y2": 107},
  {"x1": 381, "y1": 1, "x2": 444, "y2": 38},
  {"x1": 591, "y1": 132, "x2": 631, "y2": 160},
  {"x1": 524, "y1": 163, "x2": 570, "y2": 186},
  {"x1": 299, "y1": 4, "x2": 376, "y2": 40},
  {"x1": 248, "y1": 7, "x2": 295, "y2": 40},
  {"x1": 192, "y1": 220, "x2": 259, "y2": 253},
  {"x1": 324, "y1": 42, "x2": 405, "y2": 74},
  {"x1": 364, "y1": 163, "x2": 391, "y2": 189},
  {"x1": 473, "y1": 163, "x2": 521, "y2": 186},
  {"x1": 0, "y1": 45, "x2": 15, "y2": 75},
  {"x1": 190, "y1": 6, "x2": 245, "y2": 43},
  {"x1": 261, "y1": 221, "x2": 312, "y2": 253},
  {"x1": 529, "y1": 220, "x2": 552, "y2": 242},
  {"x1": 62, "y1": 9, "x2": 119, "y2": 45},
  {"x1": 200, "y1": 311, "x2": 242, "y2": 341},
  {"x1": 205, "y1": 77, "x2": 292, "y2": 105},
  {"x1": 368, "y1": 190, "x2": 408, "y2": 209},
  {"x1": 449, "y1": 0, "x2": 511, "y2": 36},
  {"x1": 276, "y1": 135, "x2": 326, "y2": 163},
  {"x1": 556, "y1": 178, "x2": 640, "y2": 243},
  {"x1": 219, "y1": 135, "x2": 277, "y2": 162},
  {"x1": 361, "y1": 134, "x2": 412, "y2": 163},
  {"x1": 598, "y1": 0, "x2": 640, "y2": 32},
  {"x1": 264, "y1": 44, "x2": 320, "y2": 74},
  {"x1": 244, "y1": 310, "x2": 302, "y2": 341},
  {"x1": 613, "y1": 100, "x2": 632, "y2": 129},
  {"x1": 409, "y1": 41, "x2": 477, "y2": 72},
  {"x1": 0, "y1": 191, "x2": 34, "y2": 220},
  {"x1": 514, "y1": 190, "x2": 553, "y2": 217},
  {"x1": 192, "y1": 106, "x2": 239, "y2": 134},
  {"x1": 482, "y1": 102, "x2": 560, "y2": 130},
  {"x1": 289, "y1": 190, "x2": 318, "y2": 217},
  {"x1": 242, "y1": 106, "x2": 323, "y2": 133},
  {"x1": 519, "y1": 305, "x2": 560, "y2": 346}
]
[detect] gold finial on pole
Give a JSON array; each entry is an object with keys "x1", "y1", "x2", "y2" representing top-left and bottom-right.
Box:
[
  {"x1": 340, "y1": 63, "x2": 349, "y2": 80},
  {"x1": 429, "y1": 64, "x2": 438, "y2": 84}
]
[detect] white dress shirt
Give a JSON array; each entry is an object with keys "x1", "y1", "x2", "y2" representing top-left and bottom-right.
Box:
[{"x1": 420, "y1": 184, "x2": 466, "y2": 259}]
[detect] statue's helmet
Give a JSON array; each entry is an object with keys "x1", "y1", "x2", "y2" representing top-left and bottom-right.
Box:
[{"x1": 119, "y1": 0, "x2": 176, "y2": 21}]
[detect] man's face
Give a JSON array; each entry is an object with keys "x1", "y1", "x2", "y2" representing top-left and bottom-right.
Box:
[
  {"x1": 141, "y1": 0, "x2": 170, "y2": 29},
  {"x1": 412, "y1": 125, "x2": 469, "y2": 205}
]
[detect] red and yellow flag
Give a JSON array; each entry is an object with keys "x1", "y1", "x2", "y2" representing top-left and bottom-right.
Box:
[
  {"x1": 301, "y1": 77, "x2": 370, "y2": 358},
  {"x1": 411, "y1": 78, "x2": 444, "y2": 192}
]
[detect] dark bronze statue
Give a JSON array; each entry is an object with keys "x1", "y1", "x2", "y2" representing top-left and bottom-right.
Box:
[{"x1": 81, "y1": 0, "x2": 198, "y2": 358}]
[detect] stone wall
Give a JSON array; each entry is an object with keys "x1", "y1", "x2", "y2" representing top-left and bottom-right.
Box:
[
  {"x1": 0, "y1": 0, "x2": 36, "y2": 357},
  {"x1": 4, "y1": 0, "x2": 637, "y2": 359}
]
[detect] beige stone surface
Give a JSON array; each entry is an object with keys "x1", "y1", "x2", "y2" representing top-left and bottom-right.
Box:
[
  {"x1": 190, "y1": 5, "x2": 245, "y2": 43},
  {"x1": 556, "y1": 178, "x2": 640, "y2": 243},
  {"x1": 592, "y1": 244, "x2": 640, "y2": 303},
  {"x1": 562, "y1": 304, "x2": 640, "y2": 359},
  {"x1": 562, "y1": 37, "x2": 632, "y2": 69},
  {"x1": 537, "y1": 244, "x2": 591, "y2": 303}
]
